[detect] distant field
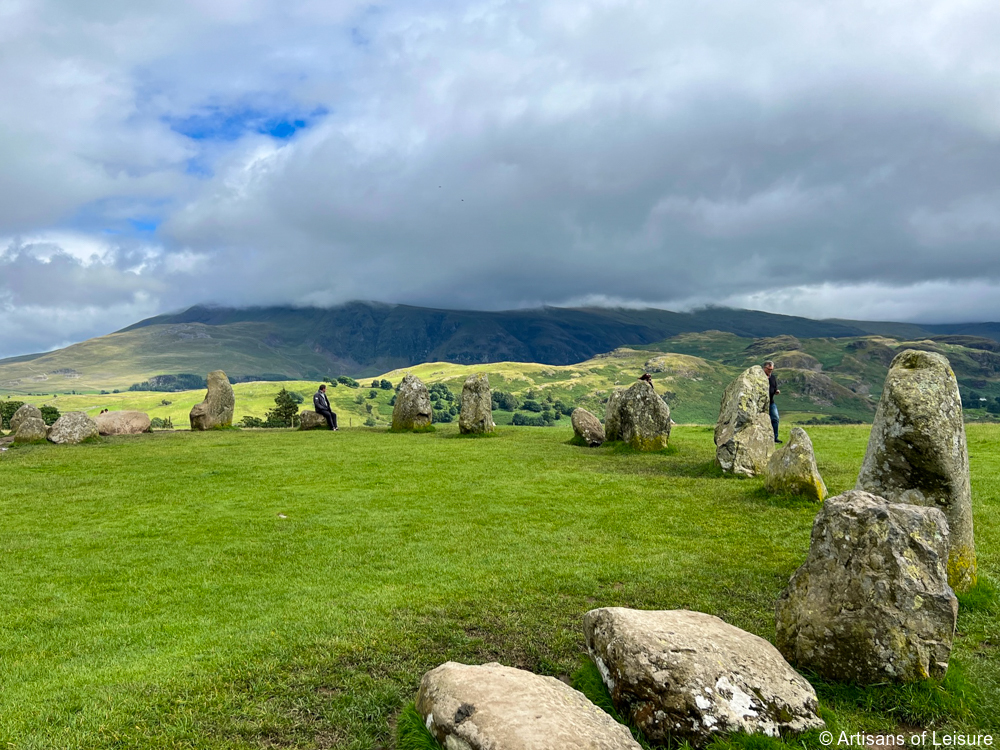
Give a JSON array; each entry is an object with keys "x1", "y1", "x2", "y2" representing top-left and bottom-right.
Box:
[{"x1": 1, "y1": 424, "x2": 998, "y2": 748}]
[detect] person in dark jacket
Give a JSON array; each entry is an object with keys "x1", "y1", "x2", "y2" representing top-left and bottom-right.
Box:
[
  {"x1": 763, "y1": 360, "x2": 780, "y2": 443},
  {"x1": 313, "y1": 384, "x2": 338, "y2": 431}
]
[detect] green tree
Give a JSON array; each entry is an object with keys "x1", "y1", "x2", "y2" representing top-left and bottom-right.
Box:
[
  {"x1": 367, "y1": 390, "x2": 378, "y2": 399},
  {"x1": 380, "y1": 379, "x2": 393, "y2": 390},
  {"x1": 40, "y1": 405, "x2": 60, "y2": 425},
  {"x1": 0, "y1": 400, "x2": 25, "y2": 430},
  {"x1": 265, "y1": 388, "x2": 300, "y2": 427}
]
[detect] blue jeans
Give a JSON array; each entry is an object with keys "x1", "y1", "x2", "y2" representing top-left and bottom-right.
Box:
[{"x1": 769, "y1": 402, "x2": 779, "y2": 441}]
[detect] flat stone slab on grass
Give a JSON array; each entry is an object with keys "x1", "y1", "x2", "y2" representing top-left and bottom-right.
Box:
[
  {"x1": 95, "y1": 410, "x2": 150, "y2": 436},
  {"x1": 416, "y1": 661, "x2": 642, "y2": 750},
  {"x1": 298, "y1": 410, "x2": 329, "y2": 430},
  {"x1": 584, "y1": 608, "x2": 823, "y2": 747}
]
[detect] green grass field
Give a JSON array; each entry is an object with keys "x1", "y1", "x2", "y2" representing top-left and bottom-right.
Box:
[{"x1": 1, "y1": 424, "x2": 998, "y2": 749}]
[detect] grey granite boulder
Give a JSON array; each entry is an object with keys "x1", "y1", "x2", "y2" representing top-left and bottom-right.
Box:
[
  {"x1": 47, "y1": 412, "x2": 99, "y2": 444},
  {"x1": 189, "y1": 370, "x2": 235, "y2": 430},
  {"x1": 776, "y1": 490, "x2": 958, "y2": 683},
  {"x1": 298, "y1": 410, "x2": 329, "y2": 430},
  {"x1": 764, "y1": 427, "x2": 827, "y2": 501},
  {"x1": 416, "y1": 661, "x2": 641, "y2": 750},
  {"x1": 604, "y1": 380, "x2": 671, "y2": 450},
  {"x1": 10, "y1": 403, "x2": 43, "y2": 433},
  {"x1": 459, "y1": 373, "x2": 495, "y2": 434},
  {"x1": 715, "y1": 366, "x2": 774, "y2": 476},
  {"x1": 391, "y1": 374, "x2": 432, "y2": 431},
  {"x1": 572, "y1": 407, "x2": 606, "y2": 447},
  {"x1": 584, "y1": 608, "x2": 823, "y2": 746},
  {"x1": 856, "y1": 349, "x2": 976, "y2": 591},
  {"x1": 95, "y1": 410, "x2": 151, "y2": 436},
  {"x1": 14, "y1": 416, "x2": 48, "y2": 444}
]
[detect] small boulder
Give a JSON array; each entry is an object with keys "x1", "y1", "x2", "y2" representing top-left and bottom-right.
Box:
[
  {"x1": 416, "y1": 661, "x2": 642, "y2": 750},
  {"x1": 715, "y1": 366, "x2": 774, "y2": 476},
  {"x1": 14, "y1": 416, "x2": 48, "y2": 444},
  {"x1": 95, "y1": 410, "x2": 151, "y2": 436},
  {"x1": 775, "y1": 490, "x2": 958, "y2": 684},
  {"x1": 459, "y1": 373, "x2": 495, "y2": 434},
  {"x1": 764, "y1": 427, "x2": 827, "y2": 501},
  {"x1": 189, "y1": 370, "x2": 235, "y2": 430},
  {"x1": 298, "y1": 410, "x2": 329, "y2": 430},
  {"x1": 10, "y1": 404, "x2": 43, "y2": 433},
  {"x1": 856, "y1": 349, "x2": 976, "y2": 591},
  {"x1": 391, "y1": 374, "x2": 432, "y2": 431},
  {"x1": 572, "y1": 407, "x2": 606, "y2": 447},
  {"x1": 584, "y1": 608, "x2": 823, "y2": 747},
  {"x1": 47, "y1": 412, "x2": 99, "y2": 444},
  {"x1": 604, "y1": 380, "x2": 671, "y2": 450}
]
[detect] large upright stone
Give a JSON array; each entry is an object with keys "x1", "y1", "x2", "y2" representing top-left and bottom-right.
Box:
[
  {"x1": 14, "y1": 416, "x2": 48, "y2": 444},
  {"x1": 391, "y1": 374, "x2": 432, "y2": 431},
  {"x1": 47, "y1": 412, "x2": 99, "y2": 444},
  {"x1": 715, "y1": 366, "x2": 773, "y2": 476},
  {"x1": 459, "y1": 373, "x2": 495, "y2": 434},
  {"x1": 572, "y1": 407, "x2": 606, "y2": 447},
  {"x1": 584, "y1": 608, "x2": 823, "y2": 747},
  {"x1": 10, "y1": 403, "x2": 43, "y2": 433},
  {"x1": 604, "y1": 380, "x2": 671, "y2": 450},
  {"x1": 416, "y1": 662, "x2": 642, "y2": 750},
  {"x1": 856, "y1": 349, "x2": 976, "y2": 591},
  {"x1": 189, "y1": 370, "x2": 235, "y2": 430},
  {"x1": 95, "y1": 410, "x2": 151, "y2": 436},
  {"x1": 764, "y1": 427, "x2": 827, "y2": 501},
  {"x1": 775, "y1": 491, "x2": 958, "y2": 684}
]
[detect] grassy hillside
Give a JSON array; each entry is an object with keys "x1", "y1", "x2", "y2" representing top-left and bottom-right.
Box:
[{"x1": 1, "y1": 425, "x2": 998, "y2": 748}]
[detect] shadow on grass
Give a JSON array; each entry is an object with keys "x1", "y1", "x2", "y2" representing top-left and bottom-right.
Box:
[
  {"x1": 446, "y1": 431, "x2": 501, "y2": 439},
  {"x1": 742, "y1": 484, "x2": 826, "y2": 510},
  {"x1": 957, "y1": 576, "x2": 998, "y2": 614},
  {"x1": 602, "y1": 440, "x2": 680, "y2": 456}
]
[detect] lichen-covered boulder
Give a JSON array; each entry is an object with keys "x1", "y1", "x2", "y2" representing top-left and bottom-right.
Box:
[
  {"x1": 764, "y1": 427, "x2": 827, "y2": 501},
  {"x1": 298, "y1": 410, "x2": 328, "y2": 430},
  {"x1": 856, "y1": 349, "x2": 976, "y2": 591},
  {"x1": 604, "y1": 380, "x2": 671, "y2": 450},
  {"x1": 95, "y1": 410, "x2": 151, "y2": 436},
  {"x1": 584, "y1": 608, "x2": 823, "y2": 747},
  {"x1": 47, "y1": 412, "x2": 99, "y2": 444},
  {"x1": 572, "y1": 407, "x2": 606, "y2": 447},
  {"x1": 775, "y1": 490, "x2": 958, "y2": 684},
  {"x1": 416, "y1": 661, "x2": 642, "y2": 750},
  {"x1": 715, "y1": 366, "x2": 774, "y2": 476},
  {"x1": 391, "y1": 374, "x2": 432, "y2": 431},
  {"x1": 459, "y1": 373, "x2": 495, "y2": 434},
  {"x1": 10, "y1": 403, "x2": 43, "y2": 433},
  {"x1": 14, "y1": 416, "x2": 48, "y2": 444},
  {"x1": 189, "y1": 370, "x2": 235, "y2": 430}
]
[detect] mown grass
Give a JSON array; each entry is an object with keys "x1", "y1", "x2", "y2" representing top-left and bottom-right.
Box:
[{"x1": 0, "y1": 424, "x2": 998, "y2": 748}]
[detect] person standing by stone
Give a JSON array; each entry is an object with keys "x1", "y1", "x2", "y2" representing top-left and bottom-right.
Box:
[
  {"x1": 763, "y1": 360, "x2": 781, "y2": 443},
  {"x1": 312, "y1": 384, "x2": 338, "y2": 431}
]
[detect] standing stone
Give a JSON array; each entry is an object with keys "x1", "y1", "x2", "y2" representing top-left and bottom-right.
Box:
[
  {"x1": 584, "y1": 608, "x2": 823, "y2": 747},
  {"x1": 856, "y1": 349, "x2": 976, "y2": 591},
  {"x1": 604, "y1": 380, "x2": 671, "y2": 450},
  {"x1": 14, "y1": 416, "x2": 48, "y2": 444},
  {"x1": 298, "y1": 410, "x2": 329, "y2": 430},
  {"x1": 459, "y1": 373, "x2": 495, "y2": 434},
  {"x1": 416, "y1": 662, "x2": 642, "y2": 750},
  {"x1": 10, "y1": 404, "x2": 43, "y2": 433},
  {"x1": 95, "y1": 410, "x2": 151, "y2": 436},
  {"x1": 775, "y1": 490, "x2": 958, "y2": 684},
  {"x1": 571, "y1": 407, "x2": 606, "y2": 447},
  {"x1": 391, "y1": 374, "x2": 432, "y2": 431},
  {"x1": 189, "y1": 370, "x2": 235, "y2": 430},
  {"x1": 715, "y1": 366, "x2": 774, "y2": 476},
  {"x1": 47, "y1": 412, "x2": 99, "y2": 444},
  {"x1": 764, "y1": 427, "x2": 827, "y2": 501}
]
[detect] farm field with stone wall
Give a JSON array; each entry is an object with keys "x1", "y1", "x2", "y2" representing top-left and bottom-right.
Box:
[{"x1": 1, "y1": 424, "x2": 999, "y2": 748}]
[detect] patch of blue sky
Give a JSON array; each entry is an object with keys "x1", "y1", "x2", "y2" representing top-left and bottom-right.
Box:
[
  {"x1": 70, "y1": 199, "x2": 166, "y2": 237},
  {"x1": 167, "y1": 105, "x2": 329, "y2": 142}
]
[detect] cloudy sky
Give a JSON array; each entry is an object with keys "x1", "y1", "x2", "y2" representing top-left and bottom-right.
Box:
[{"x1": 3, "y1": 0, "x2": 1000, "y2": 358}]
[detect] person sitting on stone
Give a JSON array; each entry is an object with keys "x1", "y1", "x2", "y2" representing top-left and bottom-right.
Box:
[
  {"x1": 639, "y1": 372, "x2": 653, "y2": 384},
  {"x1": 763, "y1": 360, "x2": 781, "y2": 443},
  {"x1": 313, "y1": 384, "x2": 338, "y2": 431}
]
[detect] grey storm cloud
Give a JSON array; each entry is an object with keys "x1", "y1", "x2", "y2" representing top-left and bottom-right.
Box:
[{"x1": 2, "y1": 0, "x2": 1000, "y2": 357}]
